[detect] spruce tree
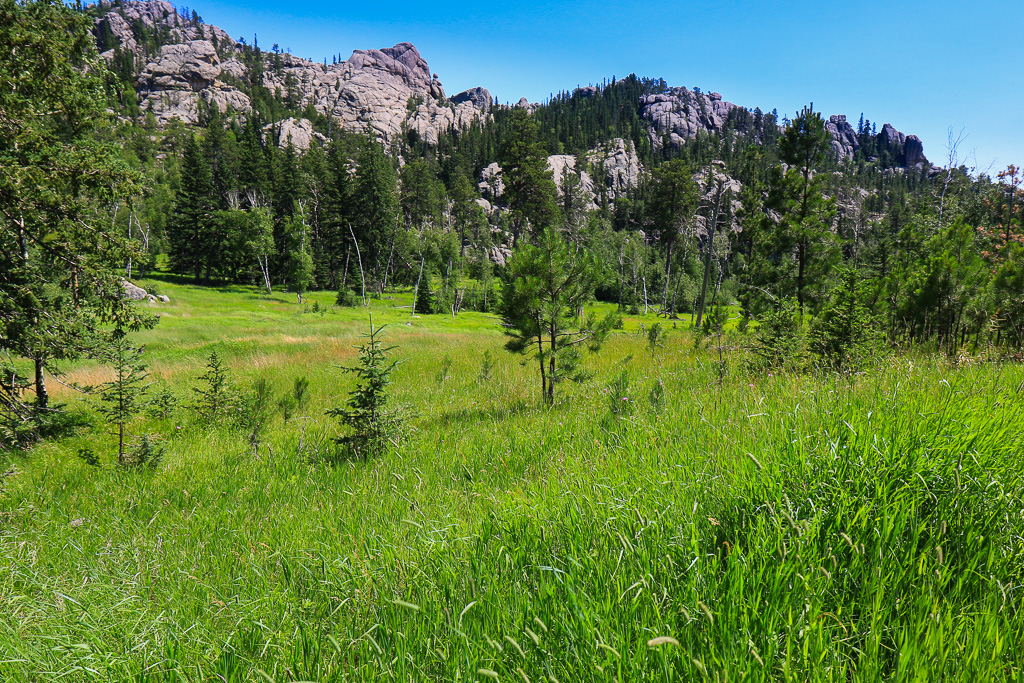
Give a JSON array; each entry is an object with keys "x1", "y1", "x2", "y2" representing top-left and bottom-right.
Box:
[
  {"x1": 353, "y1": 137, "x2": 399, "y2": 288},
  {"x1": 500, "y1": 108, "x2": 560, "y2": 242},
  {"x1": 97, "y1": 331, "x2": 150, "y2": 466},
  {"x1": 168, "y1": 133, "x2": 216, "y2": 280}
]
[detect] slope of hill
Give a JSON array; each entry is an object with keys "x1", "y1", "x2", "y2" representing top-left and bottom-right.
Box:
[{"x1": 88, "y1": 0, "x2": 930, "y2": 171}]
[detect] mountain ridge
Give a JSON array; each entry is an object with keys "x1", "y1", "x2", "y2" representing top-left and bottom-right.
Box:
[{"x1": 89, "y1": 0, "x2": 932, "y2": 171}]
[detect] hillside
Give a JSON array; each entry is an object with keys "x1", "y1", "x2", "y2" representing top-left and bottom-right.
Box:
[{"x1": 88, "y1": 0, "x2": 931, "y2": 171}]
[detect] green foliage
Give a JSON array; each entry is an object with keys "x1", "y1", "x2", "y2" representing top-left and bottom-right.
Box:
[
  {"x1": 0, "y1": 0, "x2": 153, "y2": 420},
  {"x1": 326, "y1": 319, "x2": 403, "y2": 460},
  {"x1": 606, "y1": 367, "x2": 632, "y2": 418},
  {"x1": 127, "y1": 432, "x2": 165, "y2": 470},
  {"x1": 146, "y1": 384, "x2": 178, "y2": 419},
  {"x1": 278, "y1": 375, "x2": 310, "y2": 422},
  {"x1": 76, "y1": 447, "x2": 100, "y2": 468},
  {"x1": 2, "y1": 282, "x2": 1024, "y2": 679},
  {"x1": 499, "y1": 227, "x2": 617, "y2": 400},
  {"x1": 477, "y1": 349, "x2": 495, "y2": 383},
  {"x1": 500, "y1": 108, "x2": 560, "y2": 240},
  {"x1": 647, "y1": 321, "x2": 665, "y2": 352},
  {"x1": 97, "y1": 330, "x2": 151, "y2": 465},
  {"x1": 748, "y1": 298, "x2": 804, "y2": 372},
  {"x1": 336, "y1": 286, "x2": 361, "y2": 307},
  {"x1": 436, "y1": 353, "x2": 453, "y2": 385},
  {"x1": 240, "y1": 377, "x2": 275, "y2": 452},
  {"x1": 413, "y1": 273, "x2": 434, "y2": 314},
  {"x1": 191, "y1": 351, "x2": 234, "y2": 420},
  {"x1": 808, "y1": 268, "x2": 881, "y2": 372},
  {"x1": 758, "y1": 104, "x2": 840, "y2": 317}
]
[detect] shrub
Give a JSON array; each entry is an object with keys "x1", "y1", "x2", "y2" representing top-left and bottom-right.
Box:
[
  {"x1": 336, "y1": 287, "x2": 360, "y2": 308},
  {"x1": 747, "y1": 298, "x2": 804, "y2": 372},
  {"x1": 808, "y1": 268, "x2": 880, "y2": 372}
]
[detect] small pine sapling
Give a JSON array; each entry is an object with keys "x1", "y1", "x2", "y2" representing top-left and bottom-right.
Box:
[
  {"x1": 97, "y1": 330, "x2": 151, "y2": 466},
  {"x1": 147, "y1": 384, "x2": 178, "y2": 419},
  {"x1": 278, "y1": 375, "x2": 310, "y2": 421},
  {"x1": 477, "y1": 349, "x2": 495, "y2": 384},
  {"x1": 241, "y1": 377, "x2": 275, "y2": 453},
  {"x1": 326, "y1": 318, "x2": 404, "y2": 460},
  {"x1": 647, "y1": 322, "x2": 665, "y2": 353},
  {"x1": 191, "y1": 351, "x2": 234, "y2": 420},
  {"x1": 130, "y1": 434, "x2": 165, "y2": 469},
  {"x1": 748, "y1": 298, "x2": 804, "y2": 373}
]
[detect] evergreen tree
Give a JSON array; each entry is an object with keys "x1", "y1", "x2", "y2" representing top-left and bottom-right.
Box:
[
  {"x1": 168, "y1": 133, "x2": 216, "y2": 280},
  {"x1": 400, "y1": 158, "x2": 446, "y2": 228},
  {"x1": 499, "y1": 227, "x2": 617, "y2": 401},
  {"x1": 353, "y1": 137, "x2": 399, "y2": 289},
  {"x1": 284, "y1": 204, "x2": 315, "y2": 302},
  {"x1": 500, "y1": 108, "x2": 560, "y2": 242},
  {"x1": 97, "y1": 330, "x2": 150, "y2": 465},
  {"x1": 767, "y1": 104, "x2": 839, "y2": 318},
  {"x1": 649, "y1": 159, "x2": 699, "y2": 311},
  {"x1": 0, "y1": 0, "x2": 153, "y2": 421}
]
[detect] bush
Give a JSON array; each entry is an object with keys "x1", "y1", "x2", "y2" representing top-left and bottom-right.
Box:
[
  {"x1": 747, "y1": 298, "x2": 804, "y2": 372},
  {"x1": 808, "y1": 268, "x2": 880, "y2": 372},
  {"x1": 336, "y1": 287, "x2": 360, "y2": 308}
]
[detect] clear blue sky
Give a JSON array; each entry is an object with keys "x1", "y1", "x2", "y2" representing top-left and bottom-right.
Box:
[{"x1": 194, "y1": 0, "x2": 1022, "y2": 172}]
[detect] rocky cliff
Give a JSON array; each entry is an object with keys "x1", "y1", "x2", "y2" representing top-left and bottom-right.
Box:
[
  {"x1": 639, "y1": 87, "x2": 929, "y2": 170},
  {"x1": 91, "y1": 0, "x2": 491, "y2": 146},
  {"x1": 90, "y1": 0, "x2": 929, "y2": 170}
]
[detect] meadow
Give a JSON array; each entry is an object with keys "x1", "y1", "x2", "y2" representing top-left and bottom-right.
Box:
[{"x1": 1, "y1": 281, "x2": 1023, "y2": 681}]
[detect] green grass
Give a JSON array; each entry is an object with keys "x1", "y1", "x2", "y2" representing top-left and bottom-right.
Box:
[{"x1": 2, "y1": 282, "x2": 1023, "y2": 681}]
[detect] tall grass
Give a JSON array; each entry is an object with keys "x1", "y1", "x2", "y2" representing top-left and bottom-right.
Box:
[{"x1": 1, "y1": 282, "x2": 1022, "y2": 681}]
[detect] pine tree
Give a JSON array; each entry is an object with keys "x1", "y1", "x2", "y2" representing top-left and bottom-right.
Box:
[
  {"x1": 168, "y1": 133, "x2": 216, "y2": 280},
  {"x1": 97, "y1": 330, "x2": 150, "y2": 466},
  {"x1": 499, "y1": 227, "x2": 618, "y2": 401},
  {"x1": 191, "y1": 351, "x2": 234, "y2": 420},
  {"x1": 500, "y1": 108, "x2": 560, "y2": 242},
  {"x1": 768, "y1": 104, "x2": 839, "y2": 319},
  {"x1": 326, "y1": 318, "x2": 403, "y2": 460},
  {"x1": 0, "y1": 0, "x2": 153, "y2": 423}
]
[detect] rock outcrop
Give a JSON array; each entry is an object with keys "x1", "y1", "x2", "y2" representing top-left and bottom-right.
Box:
[
  {"x1": 92, "y1": 1, "x2": 929, "y2": 168},
  {"x1": 640, "y1": 88, "x2": 740, "y2": 150},
  {"x1": 451, "y1": 87, "x2": 492, "y2": 112},
  {"x1": 480, "y1": 138, "x2": 643, "y2": 210},
  {"x1": 264, "y1": 117, "x2": 328, "y2": 151},
  {"x1": 92, "y1": 1, "x2": 490, "y2": 144}
]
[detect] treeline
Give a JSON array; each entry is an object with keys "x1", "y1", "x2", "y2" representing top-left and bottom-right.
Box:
[
  {"x1": 123, "y1": 96, "x2": 1024, "y2": 356},
  {"x1": 67, "y1": 0, "x2": 1024, "y2": 353}
]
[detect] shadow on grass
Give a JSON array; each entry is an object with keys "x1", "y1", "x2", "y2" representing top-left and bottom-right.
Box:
[{"x1": 435, "y1": 400, "x2": 536, "y2": 428}]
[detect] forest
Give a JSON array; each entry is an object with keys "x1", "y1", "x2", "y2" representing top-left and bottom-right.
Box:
[{"x1": 2, "y1": 0, "x2": 1023, "y2": 680}]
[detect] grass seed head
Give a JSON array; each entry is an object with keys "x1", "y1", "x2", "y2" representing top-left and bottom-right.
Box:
[{"x1": 647, "y1": 636, "x2": 680, "y2": 648}]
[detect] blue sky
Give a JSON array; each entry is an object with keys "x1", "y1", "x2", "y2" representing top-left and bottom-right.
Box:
[{"x1": 194, "y1": 0, "x2": 1023, "y2": 172}]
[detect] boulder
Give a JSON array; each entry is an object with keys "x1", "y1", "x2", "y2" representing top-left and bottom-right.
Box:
[
  {"x1": 157, "y1": 294, "x2": 170, "y2": 303},
  {"x1": 121, "y1": 280, "x2": 148, "y2": 301}
]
